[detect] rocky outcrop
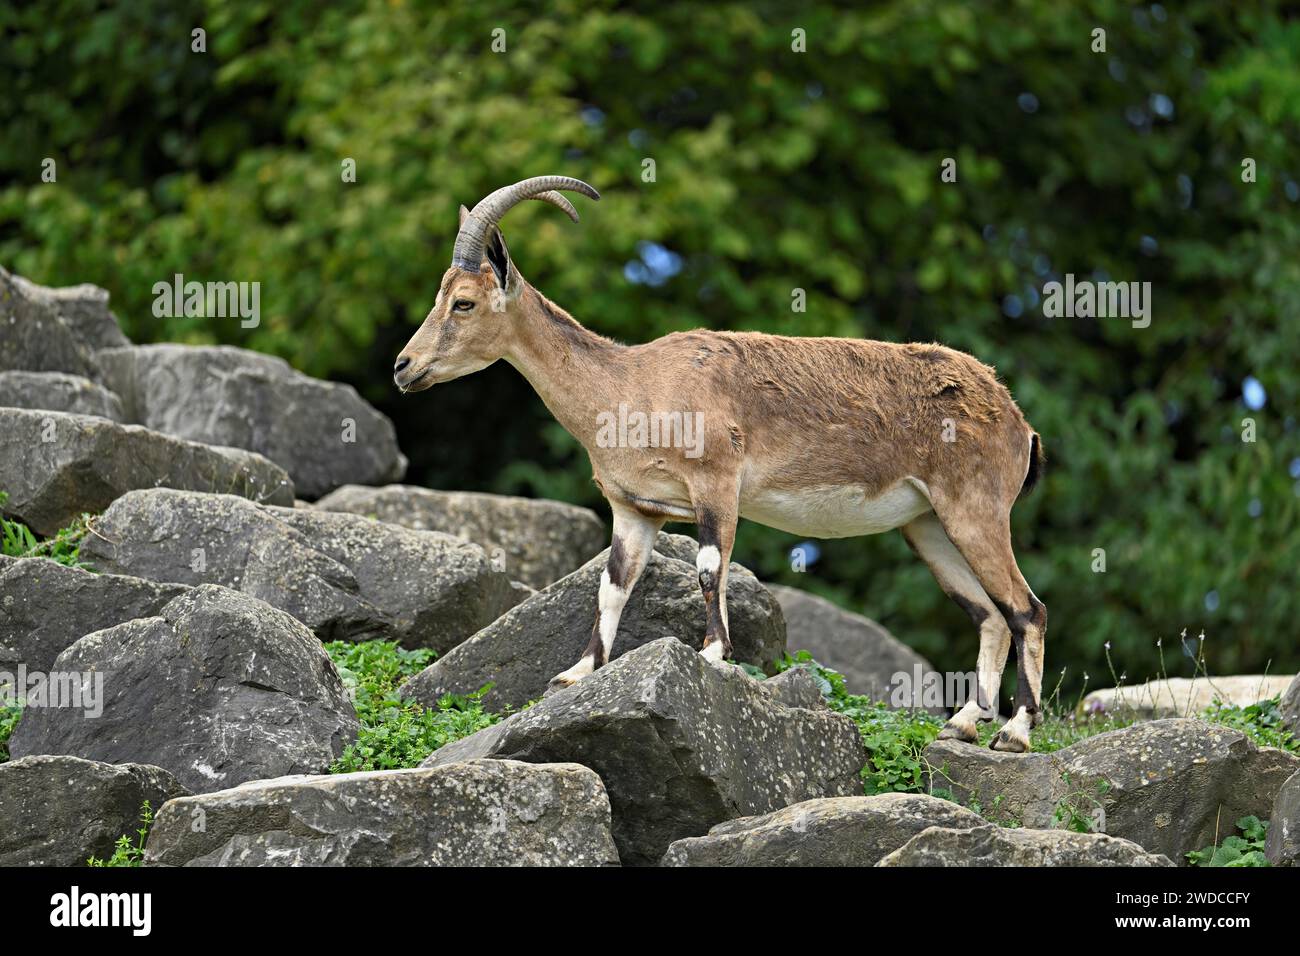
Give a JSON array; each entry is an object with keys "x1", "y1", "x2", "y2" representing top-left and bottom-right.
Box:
[
  {"x1": 1266, "y1": 770, "x2": 1300, "y2": 866},
  {"x1": 768, "y1": 584, "x2": 940, "y2": 706},
  {"x1": 421, "y1": 638, "x2": 864, "y2": 866},
  {"x1": 877, "y1": 824, "x2": 1174, "y2": 866},
  {"x1": 0, "y1": 371, "x2": 124, "y2": 421},
  {"x1": 79, "y1": 489, "x2": 517, "y2": 652},
  {"x1": 1282, "y1": 674, "x2": 1300, "y2": 734},
  {"x1": 0, "y1": 409, "x2": 293, "y2": 534},
  {"x1": 6, "y1": 270, "x2": 130, "y2": 350},
  {"x1": 924, "y1": 719, "x2": 1300, "y2": 862},
  {"x1": 0, "y1": 756, "x2": 189, "y2": 866},
  {"x1": 401, "y1": 538, "x2": 786, "y2": 711},
  {"x1": 9, "y1": 585, "x2": 359, "y2": 793},
  {"x1": 1081, "y1": 675, "x2": 1295, "y2": 720},
  {"x1": 0, "y1": 266, "x2": 104, "y2": 380},
  {"x1": 661, "y1": 793, "x2": 984, "y2": 866},
  {"x1": 144, "y1": 759, "x2": 618, "y2": 867},
  {"x1": 0, "y1": 558, "x2": 188, "y2": 673},
  {"x1": 313, "y1": 484, "x2": 607, "y2": 589},
  {"x1": 96, "y1": 344, "x2": 406, "y2": 498}
]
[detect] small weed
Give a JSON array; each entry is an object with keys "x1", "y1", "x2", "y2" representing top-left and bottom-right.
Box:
[
  {"x1": 0, "y1": 703, "x2": 21, "y2": 763},
  {"x1": 1051, "y1": 774, "x2": 1111, "y2": 833},
  {"x1": 0, "y1": 491, "x2": 93, "y2": 568},
  {"x1": 87, "y1": 801, "x2": 153, "y2": 867}
]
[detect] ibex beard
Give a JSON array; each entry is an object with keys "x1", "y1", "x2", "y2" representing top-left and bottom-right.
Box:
[{"x1": 396, "y1": 176, "x2": 1047, "y2": 753}]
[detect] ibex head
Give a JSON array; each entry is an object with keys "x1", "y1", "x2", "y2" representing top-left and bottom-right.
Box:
[{"x1": 393, "y1": 176, "x2": 600, "y2": 392}]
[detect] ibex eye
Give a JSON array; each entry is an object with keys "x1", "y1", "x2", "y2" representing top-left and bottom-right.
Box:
[{"x1": 452, "y1": 299, "x2": 475, "y2": 312}]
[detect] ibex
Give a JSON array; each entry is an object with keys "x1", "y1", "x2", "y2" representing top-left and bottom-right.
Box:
[{"x1": 395, "y1": 176, "x2": 1047, "y2": 753}]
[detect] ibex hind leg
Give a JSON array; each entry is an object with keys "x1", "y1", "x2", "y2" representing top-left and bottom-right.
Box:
[
  {"x1": 928, "y1": 504, "x2": 1046, "y2": 754},
  {"x1": 902, "y1": 513, "x2": 1011, "y2": 744}
]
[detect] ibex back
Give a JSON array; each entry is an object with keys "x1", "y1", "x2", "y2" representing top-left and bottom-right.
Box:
[{"x1": 395, "y1": 176, "x2": 1047, "y2": 752}]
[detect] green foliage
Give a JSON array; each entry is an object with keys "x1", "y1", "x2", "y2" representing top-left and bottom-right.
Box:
[
  {"x1": 0, "y1": 703, "x2": 20, "y2": 763},
  {"x1": 87, "y1": 801, "x2": 153, "y2": 867},
  {"x1": 1202, "y1": 695, "x2": 1300, "y2": 752},
  {"x1": 2, "y1": 2, "x2": 1298, "y2": 695},
  {"x1": 0, "y1": 491, "x2": 93, "y2": 568},
  {"x1": 1187, "y1": 816, "x2": 1270, "y2": 867},
  {"x1": 1052, "y1": 775, "x2": 1111, "y2": 834},
  {"x1": 324, "y1": 640, "x2": 501, "y2": 772},
  {"x1": 779, "y1": 651, "x2": 945, "y2": 794}
]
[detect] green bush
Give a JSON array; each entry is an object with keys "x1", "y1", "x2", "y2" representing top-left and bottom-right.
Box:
[{"x1": 324, "y1": 640, "x2": 501, "y2": 772}]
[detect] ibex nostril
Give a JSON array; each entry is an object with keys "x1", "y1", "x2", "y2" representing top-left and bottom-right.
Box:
[{"x1": 394, "y1": 356, "x2": 411, "y2": 373}]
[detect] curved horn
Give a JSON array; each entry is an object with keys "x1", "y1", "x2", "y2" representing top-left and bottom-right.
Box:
[
  {"x1": 530, "y1": 191, "x2": 580, "y2": 222},
  {"x1": 452, "y1": 176, "x2": 600, "y2": 272}
]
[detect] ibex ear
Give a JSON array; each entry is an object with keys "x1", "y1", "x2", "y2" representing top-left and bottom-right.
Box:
[
  {"x1": 458, "y1": 204, "x2": 471, "y2": 228},
  {"x1": 485, "y1": 225, "x2": 516, "y2": 294}
]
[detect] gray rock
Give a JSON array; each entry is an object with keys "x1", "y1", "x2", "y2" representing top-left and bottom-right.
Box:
[
  {"x1": 0, "y1": 371, "x2": 125, "y2": 421},
  {"x1": 80, "y1": 489, "x2": 517, "y2": 651},
  {"x1": 7, "y1": 271, "x2": 129, "y2": 350},
  {"x1": 0, "y1": 265, "x2": 102, "y2": 379},
  {"x1": 1058, "y1": 719, "x2": 1300, "y2": 863},
  {"x1": 661, "y1": 793, "x2": 985, "y2": 866},
  {"x1": 0, "y1": 408, "x2": 293, "y2": 535},
  {"x1": 420, "y1": 638, "x2": 865, "y2": 866},
  {"x1": 0, "y1": 558, "x2": 188, "y2": 673},
  {"x1": 0, "y1": 755, "x2": 188, "y2": 866},
  {"x1": 400, "y1": 539, "x2": 787, "y2": 711},
  {"x1": 925, "y1": 739, "x2": 1066, "y2": 828},
  {"x1": 1266, "y1": 770, "x2": 1300, "y2": 866},
  {"x1": 768, "y1": 584, "x2": 940, "y2": 707},
  {"x1": 923, "y1": 719, "x2": 1300, "y2": 862},
  {"x1": 313, "y1": 484, "x2": 607, "y2": 589},
  {"x1": 96, "y1": 344, "x2": 406, "y2": 499},
  {"x1": 9, "y1": 585, "x2": 359, "y2": 793},
  {"x1": 1081, "y1": 675, "x2": 1295, "y2": 720},
  {"x1": 1282, "y1": 674, "x2": 1300, "y2": 733},
  {"x1": 877, "y1": 824, "x2": 1174, "y2": 867},
  {"x1": 757, "y1": 666, "x2": 828, "y2": 711},
  {"x1": 144, "y1": 759, "x2": 618, "y2": 867}
]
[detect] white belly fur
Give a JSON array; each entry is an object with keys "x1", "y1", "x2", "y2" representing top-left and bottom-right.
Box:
[{"x1": 740, "y1": 479, "x2": 933, "y2": 538}]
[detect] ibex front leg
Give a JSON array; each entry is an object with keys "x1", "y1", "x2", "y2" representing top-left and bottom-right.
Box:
[
  {"x1": 548, "y1": 504, "x2": 662, "y2": 692},
  {"x1": 695, "y1": 498, "x2": 738, "y2": 664}
]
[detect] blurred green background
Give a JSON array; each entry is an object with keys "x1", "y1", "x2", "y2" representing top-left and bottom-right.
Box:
[{"x1": 2, "y1": 0, "x2": 1297, "y2": 699}]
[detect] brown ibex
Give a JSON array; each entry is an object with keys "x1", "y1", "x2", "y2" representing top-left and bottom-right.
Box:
[{"x1": 395, "y1": 176, "x2": 1047, "y2": 752}]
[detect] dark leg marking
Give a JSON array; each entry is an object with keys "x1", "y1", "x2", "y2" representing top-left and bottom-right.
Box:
[
  {"x1": 695, "y1": 508, "x2": 732, "y2": 657},
  {"x1": 992, "y1": 596, "x2": 1047, "y2": 717}
]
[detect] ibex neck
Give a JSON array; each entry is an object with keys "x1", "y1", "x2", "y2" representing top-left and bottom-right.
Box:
[{"x1": 504, "y1": 287, "x2": 628, "y2": 445}]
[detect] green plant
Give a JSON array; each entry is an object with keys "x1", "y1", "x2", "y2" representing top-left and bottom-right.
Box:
[
  {"x1": 1202, "y1": 696, "x2": 1300, "y2": 753},
  {"x1": 0, "y1": 492, "x2": 93, "y2": 568},
  {"x1": 0, "y1": 703, "x2": 21, "y2": 763},
  {"x1": 87, "y1": 801, "x2": 153, "y2": 867},
  {"x1": 1187, "y1": 815, "x2": 1270, "y2": 867},
  {"x1": 1051, "y1": 775, "x2": 1111, "y2": 834},
  {"x1": 778, "y1": 651, "x2": 946, "y2": 794},
  {"x1": 324, "y1": 640, "x2": 502, "y2": 772}
]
